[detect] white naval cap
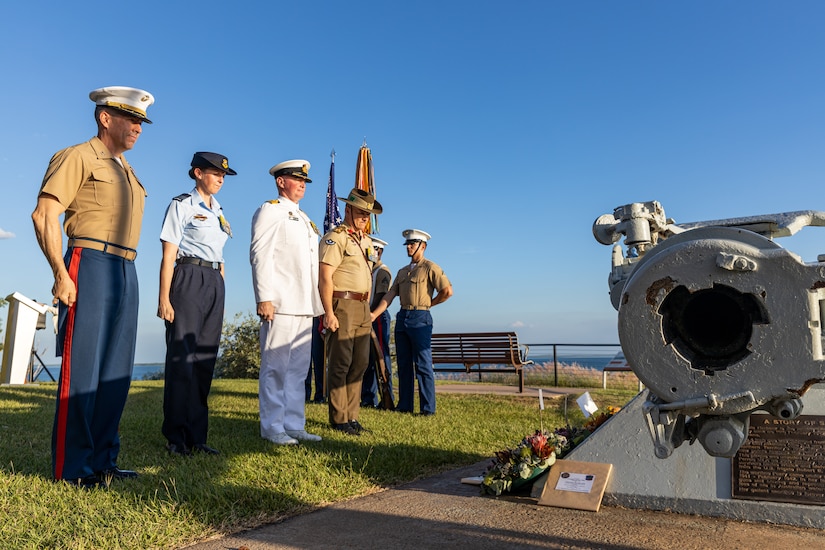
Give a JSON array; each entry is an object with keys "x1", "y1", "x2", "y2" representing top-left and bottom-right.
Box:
[
  {"x1": 402, "y1": 229, "x2": 431, "y2": 244},
  {"x1": 89, "y1": 86, "x2": 155, "y2": 123},
  {"x1": 269, "y1": 159, "x2": 312, "y2": 182},
  {"x1": 371, "y1": 237, "x2": 388, "y2": 249}
]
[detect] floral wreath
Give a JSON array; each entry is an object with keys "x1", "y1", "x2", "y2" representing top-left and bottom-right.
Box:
[{"x1": 481, "y1": 406, "x2": 620, "y2": 496}]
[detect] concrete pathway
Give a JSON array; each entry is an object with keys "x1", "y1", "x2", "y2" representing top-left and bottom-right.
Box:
[
  {"x1": 184, "y1": 383, "x2": 825, "y2": 549},
  {"x1": 186, "y1": 460, "x2": 825, "y2": 550}
]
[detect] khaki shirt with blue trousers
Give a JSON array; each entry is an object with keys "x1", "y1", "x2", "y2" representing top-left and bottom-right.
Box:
[
  {"x1": 39, "y1": 136, "x2": 145, "y2": 481},
  {"x1": 392, "y1": 258, "x2": 451, "y2": 414},
  {"x1": 318, "y1": 225, "x2": 374, "y2": 425}
]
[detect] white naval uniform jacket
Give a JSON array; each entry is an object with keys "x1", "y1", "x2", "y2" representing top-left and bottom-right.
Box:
[{"x1": 250, "y1": 197, "x2": 325, "y2": 316}]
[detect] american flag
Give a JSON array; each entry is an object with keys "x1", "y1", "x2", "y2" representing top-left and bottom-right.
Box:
[{"x1": 324, "y1": 150, "x2": 342, "y2": 233}]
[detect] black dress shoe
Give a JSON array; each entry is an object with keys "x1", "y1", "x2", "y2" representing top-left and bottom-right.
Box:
[
  {"x1": 192, "y1": 443, "x2": 220, "y2": 455},
  {"x1": 62, "y1": 474, "x2": 101, "y2": 489},
  {"x1": 98, "y1": 467, "x2": 139, "y2": 480},
  {"x1": 167, "y1": 443, "x2": 192, "y2": 457},
  {"x1": 331, "y1": 422, "x2": 359, "y2": 435},
  {"x1": 349, "y1": 420, "x2": 370, "y2": 434}
]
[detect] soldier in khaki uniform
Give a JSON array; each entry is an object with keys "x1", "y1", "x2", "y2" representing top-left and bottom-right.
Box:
[
  {"x1": 371, "y1": 229, "x2": 452, "y2": 415},
  {"x1": 318, "y1": 188, "x2": 383, "y2": 435},
  {"x1": 31, "y1": 86, "x2": 154, "y2": 487}
]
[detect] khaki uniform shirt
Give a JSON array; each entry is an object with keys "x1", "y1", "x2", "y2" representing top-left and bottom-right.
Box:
[
  {"x1": 391, "y1": 258, "x2": 451, "y2": 309},
  {"x1": 318, "y1": 224, "x2": 374, "y2": 293},
  {"x1": 39, "y1": 136, "x2": 146, "y2": 249}
]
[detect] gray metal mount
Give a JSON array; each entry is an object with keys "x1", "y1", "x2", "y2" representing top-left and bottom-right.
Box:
[{"x1": 594, "y1": 202, "x2": 825, "y2": 457}]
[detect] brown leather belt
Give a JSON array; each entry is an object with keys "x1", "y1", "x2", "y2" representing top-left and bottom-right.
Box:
[
  {"x1": 333, "y1": 290, "x2": 369, "y2": 302},
  {"x1": 67, "y1": 237, "x2": 137, "y2": 261},
  {"x1": 177, "y1": 256, "x2": 222, "y2": 270},
  {"x1": 401, "y1": 305, "x2": 430, "y2": 311}
]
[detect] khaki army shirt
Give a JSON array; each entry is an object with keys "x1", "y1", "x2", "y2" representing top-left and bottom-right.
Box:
[
  {"x1": 319, "y1": 224, "x2": 374, "y2": 293},
  {"x1": 391, "y1": 258, "x2": 450, "y2": 309},
  {"x1": 39, "y1": 136, "x2": 146, "y2": 249}
]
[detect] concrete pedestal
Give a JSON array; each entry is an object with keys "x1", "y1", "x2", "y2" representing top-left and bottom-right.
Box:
[
  {"x1": 534, "y1": 386, "x2": 825, "y2": 528},
  {"x1": 1, "y1": 292, "x2": 49, "y2": 385}
]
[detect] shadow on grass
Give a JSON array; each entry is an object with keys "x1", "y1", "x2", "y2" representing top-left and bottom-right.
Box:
[{"x1": 0, "y1": 380, "x2": 490, "y2": 541}]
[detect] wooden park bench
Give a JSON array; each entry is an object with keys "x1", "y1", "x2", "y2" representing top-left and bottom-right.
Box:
[
  {"x1": 431, "y1": 332, "x2": 533, "y2": 392},
  {"x1": 602, "y1": 351, "x2": 644, "y2": 391}
]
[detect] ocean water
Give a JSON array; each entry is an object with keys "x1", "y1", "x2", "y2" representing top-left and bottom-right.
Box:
[
  {"x1": 34, "y1": 354, "x2": 620, "y2": 383},
  {"x1": 34, "y1": 363, "x2": 165, "y2": 382}
]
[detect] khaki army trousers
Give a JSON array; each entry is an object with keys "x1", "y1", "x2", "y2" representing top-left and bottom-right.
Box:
[{"x1": 325, "y1": 298, "x2": 371, "y2": 425}]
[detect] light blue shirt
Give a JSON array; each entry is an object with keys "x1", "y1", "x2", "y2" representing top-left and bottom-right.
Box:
[{"x1": 160, "y1": 188, "x2": 229, "y2": 262}]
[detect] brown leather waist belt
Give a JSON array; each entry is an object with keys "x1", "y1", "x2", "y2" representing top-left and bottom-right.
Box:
[
  {"x1": 67, "y1": 237, "x2": 137, "y2": 261},
  {"x1": 333, "y1": 290, "x2": 368, "y2": 302},
  {"x1": 177, "y1": 256, "x2": 222, "y2": 270},
  {"x1": 401, "y1": 305, "x2": 430, "y2": 311}
]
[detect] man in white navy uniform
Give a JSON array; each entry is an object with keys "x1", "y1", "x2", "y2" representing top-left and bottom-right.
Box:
[{"x1": 251, "y1": 159, "x2": 325, "y2": 445}]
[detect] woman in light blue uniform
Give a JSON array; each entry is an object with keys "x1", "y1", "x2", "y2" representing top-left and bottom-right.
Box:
[{"x1": 158, "y1": 152, "x2": 236, "y2": 456}]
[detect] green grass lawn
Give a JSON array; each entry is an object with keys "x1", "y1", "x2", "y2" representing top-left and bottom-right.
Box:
[{"x1": 0, "y1": 379, "x2": 635, "y2": 549}]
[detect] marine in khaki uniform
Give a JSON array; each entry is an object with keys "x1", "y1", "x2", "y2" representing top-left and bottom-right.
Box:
[
  {"x1": 371, "y1": 229, "x2": 453, "y2": 415},
  {"x1": 31, "y1": 86, "x2": 154, "y2": 487},
  {"x1": 318, "y1": 188, "x2": 383, "y2": 435},
  {"x1": 361, "y1": 237, "x2": 393, "y2": 407}
]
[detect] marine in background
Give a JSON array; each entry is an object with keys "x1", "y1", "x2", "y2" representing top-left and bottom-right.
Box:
[{"x1": 371, "y1": 229, "x2": 452, "y2": 415}]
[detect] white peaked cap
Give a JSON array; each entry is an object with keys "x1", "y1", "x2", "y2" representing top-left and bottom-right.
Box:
[{"x1": 89, "y1": 86, "x2": 155, "y2": 123}]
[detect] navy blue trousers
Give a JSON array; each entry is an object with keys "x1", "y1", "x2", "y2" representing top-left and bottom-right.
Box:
[
  {"x1": 53, "y1": 248, "x2": 138, "y2": 480},
  {"x1": 162, "y1": 263, "x2": 224, "y2": 448},
  {"x1": 305, "y1": 316, "x2": 325, "y2": 401},
  {"x1": 394, "y1": 309, "x2": 435, "y2": 414},
  {"x1": 361, "y1": 309, "x2": 392, "y2": 406}
]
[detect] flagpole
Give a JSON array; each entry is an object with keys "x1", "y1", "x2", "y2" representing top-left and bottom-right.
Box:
[{"x1": 325, "y1": 148, "x2": 342, "y2": 234}]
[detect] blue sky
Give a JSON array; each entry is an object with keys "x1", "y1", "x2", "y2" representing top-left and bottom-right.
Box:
[{"x1": 3, "y1": 2, "x2": 825, "y2": 363}]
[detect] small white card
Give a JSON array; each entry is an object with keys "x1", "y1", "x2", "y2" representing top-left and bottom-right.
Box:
[
  {"x1": 576, "y1": 392, "x2": 599, "y2": 417},
  {"x1": 555, "y1": 472, "x2": 596, "y2": 493}
]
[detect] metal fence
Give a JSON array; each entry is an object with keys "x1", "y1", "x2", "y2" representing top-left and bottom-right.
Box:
[{"x1": 524, "y1": 343, "x2": 622, "y2": 386}]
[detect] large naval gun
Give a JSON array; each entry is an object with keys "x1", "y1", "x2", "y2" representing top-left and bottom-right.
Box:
[{"x1": 593, "y1": 201, "x2": 825, "y2": 459}]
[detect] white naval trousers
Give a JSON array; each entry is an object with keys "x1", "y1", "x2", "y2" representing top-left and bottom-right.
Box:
[{"x1": 259, "y1": 314, "x2": 313, "y2": 439}]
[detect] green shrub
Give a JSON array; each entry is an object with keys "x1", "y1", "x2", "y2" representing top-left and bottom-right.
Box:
[{"x1": 215, "y1": 311, "x2": 261, "y2": 378}]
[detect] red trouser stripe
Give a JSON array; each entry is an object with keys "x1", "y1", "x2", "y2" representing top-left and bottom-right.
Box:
[{"x1": 54, "y1": 248, "x2": 82, "y2": 479}]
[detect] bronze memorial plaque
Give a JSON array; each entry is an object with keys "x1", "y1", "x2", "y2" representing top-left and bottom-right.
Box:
[{"x1": 732, "y1": 414, "x2": 825, "y2": 505}]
